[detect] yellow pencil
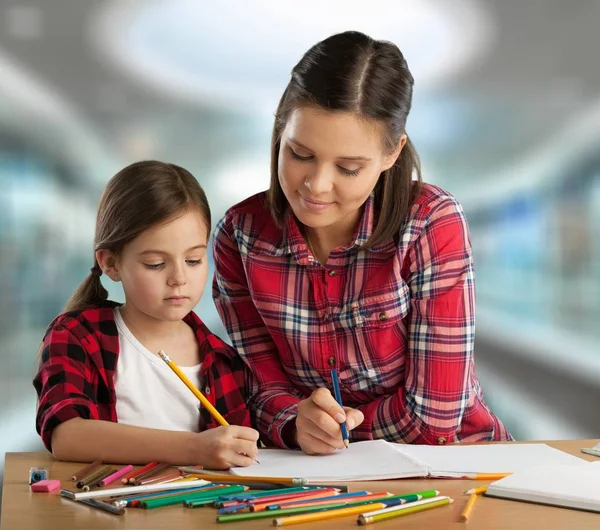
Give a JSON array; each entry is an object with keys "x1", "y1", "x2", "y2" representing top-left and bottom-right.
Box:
[
  {"x1": 460, "y1": 492, "x2": 480, "y2": 522},
  {"x1": 158, "y1": 350, "x2": 228, "y2": 426},
  {"x1": 358, "y1": 497, "x2": 453, "y2": 525},
  {"x1": 464, "y1": 486, "x2": 488, "y2": 495},
  {"x1": 187, "y1": 473, "x2": 307, "y2": 485},
  {"x1": 273, "y1": 502, "x2": 388, "y2": 526}
]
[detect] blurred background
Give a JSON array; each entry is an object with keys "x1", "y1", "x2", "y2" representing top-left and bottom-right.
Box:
[{"x1": 1, "y1": 0, "x2": 599, "y2": 502}]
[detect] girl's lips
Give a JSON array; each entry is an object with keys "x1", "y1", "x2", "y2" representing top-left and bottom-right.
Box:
[{"x1": 299, "y1": 194, "x2": 334, "y2": 212}]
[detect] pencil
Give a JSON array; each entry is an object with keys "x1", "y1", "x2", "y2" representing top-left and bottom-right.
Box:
[
  {"x1": 460, "y1": 473, "x2": 511, "y2": 480},
  {"x1": 186, "y1": 473, "x2": 307, "y2": 485},
  {"x1": 358, "y1": 497, "x2": 453, "y2": 525},
  {"x1": 71, "y1": 460, "x2": 102, "y2": 481},
  {"x1": 464, "y1": 486, "x2": 488, "y2": 495},
  {"x1": 330, "y1": 368, "x2": 349, "y2": 448},
  {"x1": 158, "y1": 349, "x2": 228, "y2": 425},
  {"x1": 460, "y1": 492, "x2": 479, "y2": 522},
  {"x1": 273, "y1": 502, "x2": 388, "y2": 526},
  {"x1": 125, "y1": 461, "x2": 159, "y2": 484},
  {"x1": 99, "y1": 465, "x2": 133, "y2": 487}
]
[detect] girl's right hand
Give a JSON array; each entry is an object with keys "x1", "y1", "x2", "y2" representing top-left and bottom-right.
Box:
[{"x1": 191, "y1": 425, "x2": 259, "y2": 469}]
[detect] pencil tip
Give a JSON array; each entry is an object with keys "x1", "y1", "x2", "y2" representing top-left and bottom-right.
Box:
[{"x1": 343, "y1": 440, "x2": 349, "y2": 449}]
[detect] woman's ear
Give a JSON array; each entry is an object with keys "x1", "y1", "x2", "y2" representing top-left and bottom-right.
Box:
[
  {"x1": 381, "y1": 134, "x2": 407, "y2": 171},
  {"x1": 95, "y1": 249, "x2": 121, "y2": 282}
]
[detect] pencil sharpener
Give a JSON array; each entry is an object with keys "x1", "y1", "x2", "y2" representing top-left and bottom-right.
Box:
[{"x1": 29, "y1": 466, "x2": 49, "y2": 485}]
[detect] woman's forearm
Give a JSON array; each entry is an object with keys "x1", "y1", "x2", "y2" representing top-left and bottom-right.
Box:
[{"x1": 51, "y1": 417, "x2": 197, "y2": 464}]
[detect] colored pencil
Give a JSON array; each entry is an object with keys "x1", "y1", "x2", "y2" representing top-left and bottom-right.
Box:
[
  {"x1": 158, "y1": 350, "x2": 228, "y2": 426},
  {"x1": 82, "y1": 467, "x2": 115, "y2": 491},
  {"x1": 124, "y1": 461, "x2": 159, "y2": 484},
  {"x1": 330, "y1": 368, "x2": 349, "y2": 447},
  {"x1": 99, "y1": 465, "x2": 133, "y2": 487},
  {"x1": 71, "y1": 460, "x2": 102, "y2": 482},
  {"x1": 464, "y1": 486, "x2": 488, "y2": 495},
  {"x1": 132, "y1": 462, "x2": 171, "y2": 484},
  {"x1": 60, "y1": 491, "x2": 125, "y2": 516},
  {"x1": 187, "y1": 473, "x2": 307, "y2": 485},
  {"x1": 460, "y1": 493, "x2": 479, "y2": 522},
  {"x1": 358, "y1": 497, "x2": 453, "y2": 525},
  {"x1": 273, "y1": 502, "x2": 389, "y2": 526}
]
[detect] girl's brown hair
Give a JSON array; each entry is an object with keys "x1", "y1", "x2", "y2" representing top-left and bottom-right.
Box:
[
  {"x1": 268, "y1": 31, "x2": 422, "y2": 248},
  {"x1": 63, "y1": 160, "x2": 210, "y2": 313}
]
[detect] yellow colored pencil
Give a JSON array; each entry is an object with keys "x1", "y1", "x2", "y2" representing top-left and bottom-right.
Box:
[
  {"x1": 464, "y1": 486, "x2": 488, "y2": 495},
  {"x1": 187, "y1": 473, "x2": 307, "y2": 485},
  {"x1": 460, "y1": 493, "x2": 480, "y2": 522},
  {"x1": 273, "y1": 502, "x2": 388, "y2": 526},
  {"x1": 358, "y1": 497, "x2": 453, "y2": 525},
  {"x1": 158, "y1": 350, "x2": 228, "y2": 426},
  {"x1": 461, "y1": 472, "x2": 511, "y2": 480}
]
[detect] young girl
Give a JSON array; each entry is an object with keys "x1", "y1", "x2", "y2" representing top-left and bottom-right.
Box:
[
  {"x1": 34, "y1": 160, "x2": 259, "y2": 468},
  {"x1": 213, "y1": 31, "x2": 513, "y2": 455}
]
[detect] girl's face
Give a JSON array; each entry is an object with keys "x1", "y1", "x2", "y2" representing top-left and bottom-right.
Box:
[
  {"x1": 278, "y1": 105, "x2": 404, "y2": 239},
  {"x1": 113, "y1": 209, "x2": 209, "y2": 323}
]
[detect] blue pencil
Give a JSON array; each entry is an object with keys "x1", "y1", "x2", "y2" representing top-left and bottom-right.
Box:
[{"x1": 330, "y1": 368, "x2": 349, "y2": 448}]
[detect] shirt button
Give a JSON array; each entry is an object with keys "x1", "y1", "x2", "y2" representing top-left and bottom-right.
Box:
[
  {"x1": 327, "y1": 270, "x2": 337, "y2": 277},
  {"x1": 323, "y1": 312, "x2": 330, "y2": 321},
  {"x1": 378, "y1": 312, "x2": 388, "y2": 321},
  {"x1": 351, "y1": 302, "x2": 359, "y2": 310},
  {"x1": 328, "y1": 357, "x2": 336, "y2": 367},
  {"x1": 437, "y1": 436, "x2": 446, "y2": 445},
  {"x1": 205, "y1": 387, "x2": 211, "y2": 395}
]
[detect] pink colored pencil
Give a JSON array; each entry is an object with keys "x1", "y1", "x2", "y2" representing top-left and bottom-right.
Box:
[{"x1": 99, "y1": 465, "x2": 134, "y2": 487}]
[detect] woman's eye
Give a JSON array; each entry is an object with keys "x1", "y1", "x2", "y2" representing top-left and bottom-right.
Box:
[
  {"x1": 289, "y1": 147, "x2": 313, "y2": 162},
  {"x1": 144, "y1": 263, "x2": 164, "y2": 270}
]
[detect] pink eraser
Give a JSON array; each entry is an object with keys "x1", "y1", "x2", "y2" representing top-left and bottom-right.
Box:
[{"x1": 31, "y1": 479, "x2": 61, "y2": 492}]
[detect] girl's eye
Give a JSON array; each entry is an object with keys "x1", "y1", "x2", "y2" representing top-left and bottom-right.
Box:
[
  {"x1": 338, "y1": 167, "x2": 360, "y2": 177},
  {"x1": 144, "y1": 263, "x2": 164, "y2": 270},
  {"x1": 289, "y1": 147, "x2": 313, "y2": 162},
  {"x1": 186, "y1": 259, "x2": 203, "y2": 266}
]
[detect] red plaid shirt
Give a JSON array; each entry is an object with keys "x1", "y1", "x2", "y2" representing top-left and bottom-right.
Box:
[
  {"x1": 33, "y1": 301, "x2": 251, "y2": 452},
  {"x1": 213, "y1": 183, "x2": 512, "y2": 449}
]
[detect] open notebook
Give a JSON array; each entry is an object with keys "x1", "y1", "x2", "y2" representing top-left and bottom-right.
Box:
[
  {"x1": 230, "y1": 440, "x2": 588, "y2": 481},
  {"x1": 486, "y1": 461, "x2": 600, "y2": 513}
]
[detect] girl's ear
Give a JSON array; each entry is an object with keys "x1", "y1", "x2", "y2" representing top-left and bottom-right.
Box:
[
  {"x1": 95, "y1": 249, "x2": 121, "y2": 282},
  {"x1": 381, "y1": 133, "x2": 407, "y2": 172}
]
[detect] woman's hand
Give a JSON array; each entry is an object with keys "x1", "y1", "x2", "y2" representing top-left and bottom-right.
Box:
[{"x1": 295, "y1": 388, "x2": 364, "y2": 455}]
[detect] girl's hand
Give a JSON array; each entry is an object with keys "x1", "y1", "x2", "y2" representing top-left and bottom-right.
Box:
[
  {"x1": 295, "y1": 388, "x2": 364, "y2": 455},
  {"x1": 191, "y1": 425, "x2": 259, "y2": 469}
]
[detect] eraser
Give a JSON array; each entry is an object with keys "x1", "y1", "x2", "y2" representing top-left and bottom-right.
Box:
[{"x1": 31, "y1": 479, "x2": 61, "y2": 492}]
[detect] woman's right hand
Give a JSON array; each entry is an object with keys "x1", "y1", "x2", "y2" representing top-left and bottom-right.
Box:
[
  {"x1": 295, "y1": 388, "x2": 364, "y2": 455},
  {"x1": 191, "y1": 425, "x2": 259, "y2": 469}
]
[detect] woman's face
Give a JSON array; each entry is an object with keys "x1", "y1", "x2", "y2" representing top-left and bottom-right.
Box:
[{"x1": 278, "y1": 105, "x2": 404, "y2": 237}]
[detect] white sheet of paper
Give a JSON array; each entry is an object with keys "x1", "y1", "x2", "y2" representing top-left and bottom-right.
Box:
[
  {"x1": 231, "y1": 440, "x2": 426, "y2": 481},
  {"x1": 396, "y1": 443, "x2": 589, "y2": 475},
  {"x1": 486, "y1": 461, "x2": 600, "y2": 513}
]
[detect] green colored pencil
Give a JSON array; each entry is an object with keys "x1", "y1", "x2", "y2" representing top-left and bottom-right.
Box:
[{"x1": 142, "y1": 485, "x2": 246, "y2": 509}]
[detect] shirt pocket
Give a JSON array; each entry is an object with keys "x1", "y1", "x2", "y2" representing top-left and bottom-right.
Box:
[{"x1": 339, "y1": 281, "x2": 411, "y2": 392}]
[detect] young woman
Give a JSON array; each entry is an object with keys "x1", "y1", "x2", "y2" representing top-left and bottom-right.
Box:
[{"x1": 213, "y1": 31, "x2": 512, "y2": 455}]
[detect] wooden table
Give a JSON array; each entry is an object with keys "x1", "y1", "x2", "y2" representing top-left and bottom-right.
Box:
[{"x1": 2, "y1": 439, "x2": 599, "y2": 530}]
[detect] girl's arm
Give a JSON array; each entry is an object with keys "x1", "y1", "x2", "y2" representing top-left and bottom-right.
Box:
[{"x1": 52, "y1": 418, "x2": 258, "y2": 467}]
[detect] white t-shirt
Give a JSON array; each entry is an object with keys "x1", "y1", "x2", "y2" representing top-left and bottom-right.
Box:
[{"x1": 113, "y1": 308, "x2": 202, "y2": 432}]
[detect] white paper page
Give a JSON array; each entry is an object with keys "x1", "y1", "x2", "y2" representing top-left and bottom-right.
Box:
[
  {"x1": 486, "y1": 461, "x2": 600, "y2": 512},
  {"x1": 395, "y1": 443, "x2": 588, "y2": 475},
  {"x1": 230, "y1": 440, "x2": 427, "y2": 481}
]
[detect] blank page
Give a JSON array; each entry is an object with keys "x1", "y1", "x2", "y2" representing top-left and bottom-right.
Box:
[
  {"x1": 486, "y1": 462, "x2": 600, "y2": 512},
  {"x1": 396, "y1": 443, "x2": 588, "y2": 475},
  {"x1": 230, "y1": 440, "x2": 427, "y2": 481}
]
